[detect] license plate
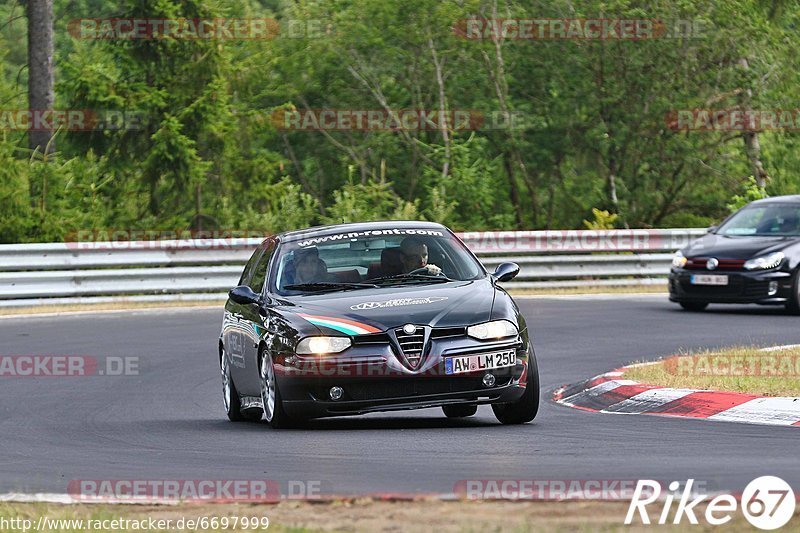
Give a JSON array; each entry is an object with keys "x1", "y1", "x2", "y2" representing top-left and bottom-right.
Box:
[
  {"x1": 445, "y1": 350, "x2": 516, "y2": 375},
  {"x1": 690, "y1": 274, "x2": 729, "y2": 286}
]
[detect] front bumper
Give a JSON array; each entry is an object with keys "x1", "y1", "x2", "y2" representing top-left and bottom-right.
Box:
[
  {"x1": 274, "y1": 337, "x2": 529, "y2": 419},
  {"x1": 282, "y1": 378, "x2": 526, "y2": 418},
  {"x1": 668, "y1": 268, "x2": 792, "y2": 304}
]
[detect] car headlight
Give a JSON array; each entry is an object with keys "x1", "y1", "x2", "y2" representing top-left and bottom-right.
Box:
[
  {"x1": 467, "y1": 320, "x2": 518, "y2": 340},
  {"x1": 296, "y1": 336, "x2": 351, "y2": 355},
  {"x1": 672, "y1": 251, "x2": 687, "y2": 268},
  {"x1": 743, "y1": 251, "x2": 785, "y2": 270}
]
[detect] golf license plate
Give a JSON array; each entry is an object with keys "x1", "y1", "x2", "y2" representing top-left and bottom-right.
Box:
[
  {"x1": 690, "y1": 274, "x2": 729, "y2": 286},
  {"x1": 445, "y1": 350, "x2": 516, "y2": 375}
]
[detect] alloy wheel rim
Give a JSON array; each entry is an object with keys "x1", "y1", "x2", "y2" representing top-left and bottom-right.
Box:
[
  {"x1": 221, "y1": 349, "x2": 232, "y2": 413},
  {"x1": 260, "y1": 355, "x2": 276, "y2": 421}
]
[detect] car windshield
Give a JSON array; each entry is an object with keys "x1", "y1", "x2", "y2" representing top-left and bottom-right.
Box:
[
  {"x1": 270, "y1": 228, "x2": 485, "y2": 294},
  {"x1": 717, "y1": 204, "x2": 800, "y2": 237}
]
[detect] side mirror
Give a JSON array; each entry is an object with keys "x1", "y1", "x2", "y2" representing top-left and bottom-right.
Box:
[
  {"x1": 492, "y1": 262, "x2": 520, "y2": 282},
  {"x1": 229, "y1": 285, "x2": 262, "y2": 306},
  {"x1": 707, "y1": 225, "x2": 717, "y2": 233}
]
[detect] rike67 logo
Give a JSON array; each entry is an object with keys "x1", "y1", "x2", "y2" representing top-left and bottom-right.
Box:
[{"x1": 626, "y1": 476, "x2": 795, "y2": 530}]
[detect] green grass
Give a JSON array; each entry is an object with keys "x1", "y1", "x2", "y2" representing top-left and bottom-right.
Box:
[
  {"x1": 625, "y1": 345, "x2": 800, "y2": 397},
  {"x1": 508, "y1": 285, "x2": 666, "y2": 296}
]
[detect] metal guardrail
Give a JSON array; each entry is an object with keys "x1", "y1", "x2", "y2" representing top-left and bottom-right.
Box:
[{"x1": 0, "y1": 229, "x2": 706, "y2": 306}]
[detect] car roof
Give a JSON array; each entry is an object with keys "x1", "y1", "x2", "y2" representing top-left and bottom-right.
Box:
[
  {"x1": 748, "y1": 195, "x2": 800, "y2": 206},
  {"x1": 276, "y1": 220, "x2": 450, "y2": 243}
]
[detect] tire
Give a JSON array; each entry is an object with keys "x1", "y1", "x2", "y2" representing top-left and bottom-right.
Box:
[
  {"x1": 259, "y1": 350, "x2": 296, "y2": 429},
  {"x1": 679, "y1": 302, "x2": 708, "y2": 311},
  {"x1": 442, "y1": 404, "x2": 478, "y2": 418},
  {"x1": 492, "y1": 348, "x2": 540, "y2": 425},
  {"x1": 221, "y1": 347, "x2": 248, "y2": 421},
  {"x1": 786, "y1": 270, "x2": 800, "y2": 314}
]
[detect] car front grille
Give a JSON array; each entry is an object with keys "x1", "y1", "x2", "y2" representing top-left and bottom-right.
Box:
[
  {"x1": 316, "y1": 374, "x2": 515, "y2": 402},
  {"x1": 679, "y1": 276, "x2": 744, "y2": 297},
  {"x1": 743, "y1": 280, "x2": 770, "y2": 298},
  {"x1": 684, "y1": 258, "x2": 746, "y2": 271},
  {"x1": 395, "y1": 326, "x2": 425, "y2": 367},
  {"x1": 351, "y1": 333, "x2": 392, "y2": 345},
  {"x1": 430, "y1": 327, "x2": 466, "y2": 338}
]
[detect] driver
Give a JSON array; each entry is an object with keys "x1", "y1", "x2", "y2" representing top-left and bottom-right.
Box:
[{"x1": 399, "y1": 237, "x2": 442, "y2": 275}]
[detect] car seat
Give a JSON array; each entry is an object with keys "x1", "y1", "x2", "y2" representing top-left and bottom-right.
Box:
[{"x1": 380, "y1": 247, "x2": 404, "y2": 276}]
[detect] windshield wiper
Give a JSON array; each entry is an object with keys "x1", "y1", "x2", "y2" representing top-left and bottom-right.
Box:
[
  {"x1": 370, "y1": 273, "x2": 453, "y2": 284},
  {"x1": 284, "y1": 282, "x2": 379, "y2": 292}
]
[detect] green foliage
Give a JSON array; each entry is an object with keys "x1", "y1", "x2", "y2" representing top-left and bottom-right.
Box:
[
  {"x1": 1, "y1": 0, "x2": 799, "y2": 242},
  {"x1": 227, "y1": 177, "x2": 320, "y2": 234},
  {"x1": 0, "y1": 142, "x2": 31, "y2": 242},
  {"x1": 420, "y1": 137, "x2": 515, "y2": 230},
  {"x1": 323, "y1": 180, "x2": 419, "y2": 225},
  {"x1": 727, "y1": 176, "x2": 768, "y2": 213},
  {"x1": 583, "y1": 209, "x2": 619, "y2": 230}
]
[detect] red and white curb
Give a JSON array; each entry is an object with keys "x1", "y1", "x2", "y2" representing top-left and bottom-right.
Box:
[{"x1": 553, "y1": 351, "x2": 800, "y2": 428}]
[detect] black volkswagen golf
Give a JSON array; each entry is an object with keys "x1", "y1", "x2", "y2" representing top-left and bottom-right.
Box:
[
  {"x1": 669, "y1": 195, "x2": 800, "y2": 312},
  {"x1": 218, "y1": 221, "x2": 539, "y2": 428}
]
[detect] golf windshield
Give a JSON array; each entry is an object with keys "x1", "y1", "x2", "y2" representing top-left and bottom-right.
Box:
[{"x1": 717, "y1": 204, "x2": 800, "y2": 237}]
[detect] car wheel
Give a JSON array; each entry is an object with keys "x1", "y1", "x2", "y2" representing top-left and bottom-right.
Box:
[
  {"x1": 492, "y1": 349, "x2": 540, "y2": 425},
  {"x1": 679, "y1": 302, "x2": 708, "y2": 311},
  {"x1": 259, "y1": 350, "x2": 295, "y2": 429},
  {"x1": 221, "y1": 347, "x2": 246, "y2": 421},
  {"x1": 442, "y1": 404, "x2": 478, "y2": 418},
  {"x1": 785, "y1": 270, "x2": 800, "y2": 314}
]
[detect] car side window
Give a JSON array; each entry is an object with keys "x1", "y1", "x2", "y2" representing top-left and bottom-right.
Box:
[
  {"x1": 248, "y1": 239, "x2": 276, "y2": 293},
  {"x1": 238, "y1": 247, "x2": 264, "y2": 286}
]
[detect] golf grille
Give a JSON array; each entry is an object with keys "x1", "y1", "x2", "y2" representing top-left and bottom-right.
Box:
[{"x1": 395, "y1": 326, "x2": 424, "y2": 367}]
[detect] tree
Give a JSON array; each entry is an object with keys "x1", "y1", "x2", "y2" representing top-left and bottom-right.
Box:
[{"x1": 26, "y1": 0, "x2": 55, "y2": 155}]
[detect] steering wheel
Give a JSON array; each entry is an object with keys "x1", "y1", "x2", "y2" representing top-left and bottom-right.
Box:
[{"x1": 407, "y1": 266, "x2": 442, "y2": 276}]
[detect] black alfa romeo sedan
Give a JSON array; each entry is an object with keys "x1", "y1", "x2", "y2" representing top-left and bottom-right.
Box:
[
  {"x1": 218, "y1": 221, "x2": 539, "y2": 428},
  {"x1": 669, "y1": 195, "x2": 800, "y2": 312}
]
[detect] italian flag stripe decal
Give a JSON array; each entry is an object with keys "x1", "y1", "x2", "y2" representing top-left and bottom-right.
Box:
[{"x1": 298, "y1": 314, "x2": 381, "y2": 335}]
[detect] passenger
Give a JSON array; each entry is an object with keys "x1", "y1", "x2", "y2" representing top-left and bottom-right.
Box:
[{"x1": 399, "y1": 237, "x2": 442, "y2": 275}]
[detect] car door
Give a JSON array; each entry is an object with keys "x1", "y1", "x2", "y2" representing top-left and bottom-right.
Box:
[
  {"x1": 236, "y1": 238, "x2": 276, "y2": 395},
  {"x1": 224, "y1": 243, "x2": 265, "y2": 390}
]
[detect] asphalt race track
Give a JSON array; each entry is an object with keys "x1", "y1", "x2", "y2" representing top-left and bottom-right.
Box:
[{"x1": 1, "y1": 296, "x2": 798, "y2": 497}]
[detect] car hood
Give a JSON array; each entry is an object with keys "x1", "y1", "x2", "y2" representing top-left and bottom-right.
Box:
[
  {"x1": 683, "y1": 233, "x2": 798, "y2": 259},
  {"x1": 279, "y1": 280, "x2": 496, "y2": 333}
]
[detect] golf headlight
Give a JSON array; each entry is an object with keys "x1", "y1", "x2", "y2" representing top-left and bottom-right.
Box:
[
  {"x1": 296, "y1": 336, "x2": 351, "y2": 355},
  {"x1": 467, "y1": 320, "x2": 518, "y2": 340},
  {"x1": 744, "y1": 251, "x2": 784, "y2": 270},
  {"x1": 672, "y1": 251, "x2": 687, "y2": 268}
]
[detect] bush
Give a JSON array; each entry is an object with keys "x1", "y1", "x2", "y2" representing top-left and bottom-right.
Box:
[{"x1": 323, "y1": 180, "x2": 419, "y2": 224}]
